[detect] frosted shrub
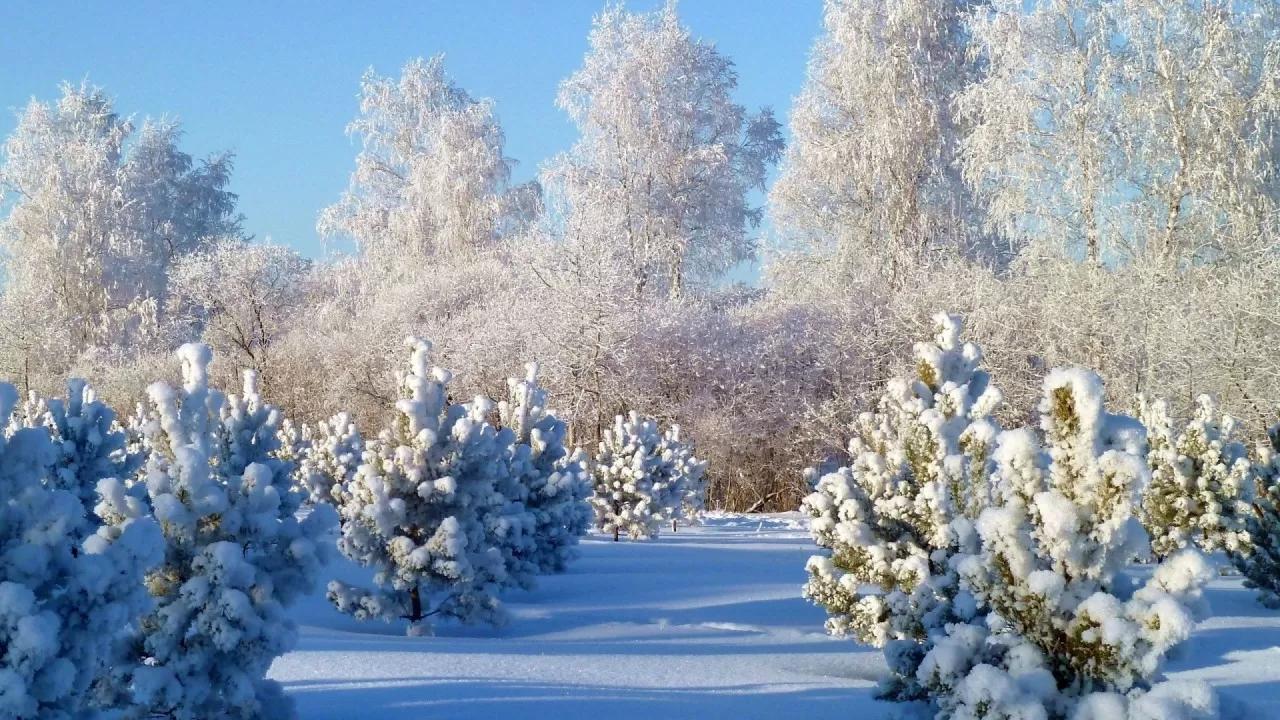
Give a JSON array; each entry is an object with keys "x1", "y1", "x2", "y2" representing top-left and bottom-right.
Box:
[
  {"x1": 1140, "y1": 394, "x2": 1253, "y2": 558},
  {"x1": 590, "y1": 411, "x2": 686, "y2": 541},
  {"x1": 801, "y1": 313, "x2": 1002, "y2": 701},
  {"x1": 328, "y1": 339, "x2": 509, "y2": 635},
  {"x1": 0, "y1": 382, "x2": 163, "y2": 719},
  {"x1": 114, "y1": 345, "x2": 334, "y2": 720},
  {"x1": 499, "y1": 362, "x2": 592, "y2": 574},
  {"x1": 920, "y1": 368, "x2": 1217, "y2": 718}
]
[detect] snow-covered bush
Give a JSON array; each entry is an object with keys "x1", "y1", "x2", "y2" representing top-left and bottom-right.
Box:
[
  {"x1": 328, "y1": 339, "x2": 509, "y2": 635},
  {"x1": 590, "y1": 411, "x2": 687, "y2": 541},
  {"x1": 801, "y1": 312, "x2": 1002, "y2": 701},
  {"x1": 113, "y1": 344, "x2": 335, "y2": 719},
  {"x1": 498, "y1": 362, "x2": 592, "y2": 573},
  {"x1": 0, "y1": 381, "x2": 163, "y2": 718},
  {"x1": 1235, "y1": 417, "x2": 1280, "y2": 608},
  {"x1": 918, "y1": 368, "x2": 1216, "y2": 718},
  {"x1": 1140, "y1": 394, "x2": 1253, "y2": 558},
  {"x1": 659, "y1": 424, "x2": 708, "y2": 531}
]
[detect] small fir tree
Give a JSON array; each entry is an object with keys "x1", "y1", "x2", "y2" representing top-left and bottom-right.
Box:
[
  {"x1": 1140, "y1": 394, "x2": 1253, "y2": 558},
  {"x1": 327, "y1": 339, "x2": 509, "y2": 635},
  {"x1": 498, "y1": 362, "x2": 592, "y2": 573},
  {"x1": 1235, "y1": 417, "x2": 1280, "y2": 608},
  {"x1": 658, "y1": 424, "x2": 707, "y2": 532},
  {"x1": 590, "y1": 411, "x2": 686, "y2": 541},
  {"x1": 918, "y1": 368, "x2": 1216, "y2": 718},
  {"x1": 296, "y1": 412, "x2": 364, "y2": 505},
  {"x1": 116, "y1": 346, "x2": 335, "y2": 720},
  {"x1": 0, "y1": 382, "x2": 163, "y2": 719},
  {"x1": 15, "y1": 379, "x2": 144, "y2": 535},
  {"x1": 801, "y1": 313, "x2": 1002, "y2": 701}
]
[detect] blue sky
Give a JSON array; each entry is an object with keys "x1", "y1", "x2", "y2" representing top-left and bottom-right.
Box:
[{"x1": 0, "y1": 1, "x2": 823, "y2": 258}]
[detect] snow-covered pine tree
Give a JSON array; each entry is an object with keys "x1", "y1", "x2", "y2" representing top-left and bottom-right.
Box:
[
  {"x1": 1235, "y1": 417, "x2": 1280, "y2": 608},
  {"x1": 1140, "y1": 394, "x2": 1253, "y2": 559},
  {"x1": 295, "y1": 412, "x2": 363, "y2": 505},
  {"x1": 658, "y1": 424, "x2": 707, "y2": 532},
  {"x1": 0, "y1": 382, "x2": 163, "y2": 718},
  {"x1": 328, "y1": 339, "x2": 509, "y2": 635},
  {"x1": 14, "y1": 378, "x2": 145, "y2": 536},
  {"x1": 117, "y1": 345, "x2": 335, "y2": 719},
  {"x1": 918, "y1": 368, "x2": 1216, "y2": 717},
  {"x1": 590, "y1": 411, "x2": 686, "y2": 541},
  {"x1": 499, "y1": 362, "x2": 592, "y2": 573},
  {"x1": 477, "y1": 393, "x2": 539, "y2": 592},
  {"x1": 801, "y1": 312, "x2": 1002, "y2": 701}
]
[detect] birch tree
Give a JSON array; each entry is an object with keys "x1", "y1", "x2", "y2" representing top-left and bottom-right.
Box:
[
  {"x1": 0, "y1": 82, "x2": 240, "y2": 389},
  {"x1": 319, "y1": 56, "x2": 538, "y2": 265},
  {"x1": 771, "y1": 0, "x2": 987, "y2": 284},
  {"x1": 543, "y1": 1, "x2": 783, "y2": 299}
]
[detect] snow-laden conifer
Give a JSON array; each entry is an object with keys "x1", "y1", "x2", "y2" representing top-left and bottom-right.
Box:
[
  {"x1": 590, "y1": 412, "x2": 686, "y2": 541},
  {"x1": 801, "y1": 312, "x2": 1002, "y2": 701},
  {"x1": 659, "y1": 424, "x2": 707, "y2": 531},
  {"x1": 13, "y1": 379, "x2": 145, "y2": 537},
  {"x1": 295, "y1": 412, "x2": 363, "y2": 505},
  {"x1": 918, "y1": 368, "x2": 1216, "y2": 718},
  {"x1": 499, "y1": 362, "x2": 592, "y2": 573},
  {"x1": 116, "y1": 345, "x2": 334, "y2": 719},
  {"x1": 0, "y1": 382, "x2": 163, "y2": 718},
  {"x1": 1140, "y1": 394, "x2": 1253, "y2": 558},
  {"x1": 328, "y1": 339, "x2": 509, "y2": 635},
  {"x1": 1235, "y1": 418, "x2": 1280, "y2": 608}
]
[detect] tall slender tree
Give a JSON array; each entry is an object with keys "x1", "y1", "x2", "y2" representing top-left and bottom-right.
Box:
[
  {"x1": 771, "y1": 0, "x2": 987, "y2": 284},
  {"x1": 543, "y1": 1, "x2": 783, "y2": 299},
  {"x1": 319, "y1": 56, "x2": 538, "y2": 265}
]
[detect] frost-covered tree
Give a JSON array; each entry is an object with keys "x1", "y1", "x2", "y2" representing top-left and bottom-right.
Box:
[
  {"x1": 544, "y1": 1, "x2": 784, "y2": 299},
  {"x1": 917, "y1": 368, "x2": 1215, "y2": 717},
  {"x1": 498, "y1": 362, "x2": 592, "y2": 573},
  {"x1": 114, "y1": 345, "x2": 334, "y2": 720},
  {"x1": 0, "y1": 381, "x2": 163, "y2": 719},
  {"x1": 959, "y1": 0, "x2": 1127, "y2": 267},
  {"x1": 1235, "y1": 418, "x2": 1280, "y2": 608},
  {"x1": 0, "y1": 83, "x2": 240, "y2": 388},
  {"x1": 770, "y1": 0, "x2": 987, "y2": 282},
  {"x1": 659, "y1": 424, "x2": 707, "y2": 531},
  {"x1": 1116, "y1": 0, "x2": 1280, "y2": 264},
  {"x1": 319, "y1": 56, "x2": 538, "y2": 264},
  {"x1": 590, "y1": 412, "x2": 687, "y2": 541},
  {"x1": 1140, "y1": 394, "x2": 1253, "y2": 558},
  {"x1": 961, "y1": 0, "x2": 1280, "y2": 267},
  {"x1": 168, "y1": 238, "x2": 312, "y2": 396},
  {"x1": 801, "y1": 313, "x2": 1002, "y2": 701},
  {"x1": 328, "y1": 339, "x2": 509, "y2": 635}
]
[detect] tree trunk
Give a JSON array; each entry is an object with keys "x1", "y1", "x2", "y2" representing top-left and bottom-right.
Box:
[
  {"x1": 409, "y1": 585, "x2": 423, "y2": 623},
  {"x1": 613, "y1": 526, "x2": 620, "y2": 542},
  {"x1": 672, "y1": 519, "x2": 678, "y2": 533}
]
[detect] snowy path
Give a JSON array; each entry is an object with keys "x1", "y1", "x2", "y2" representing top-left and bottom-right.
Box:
[{"x1": 269, "y1": 513, "x2": 1280, "y2": 718}]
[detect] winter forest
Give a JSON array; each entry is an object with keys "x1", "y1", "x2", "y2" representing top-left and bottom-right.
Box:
[{"x1": 4, "y1": 0, "x2": 1280, "y2": 718}]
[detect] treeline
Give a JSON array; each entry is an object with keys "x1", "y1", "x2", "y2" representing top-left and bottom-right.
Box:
[{"x1": 2, "y1": 0, "x2": 1278, "y2": 513}]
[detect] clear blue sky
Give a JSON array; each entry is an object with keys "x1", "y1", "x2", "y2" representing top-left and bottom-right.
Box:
[{"x1": 0, "y1": 1, "x2": 823, "y2": 258}]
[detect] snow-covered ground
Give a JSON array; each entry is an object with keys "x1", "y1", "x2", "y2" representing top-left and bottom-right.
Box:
[{"x1": 269, "y1": 513, "x2": 1280, "y2": 719}]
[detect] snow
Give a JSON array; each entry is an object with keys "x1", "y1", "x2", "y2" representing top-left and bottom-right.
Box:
[
  {"x1": 265, "y1": 514, "x2": 1280, "y2": 718},
  {"x1": 271, "y1": 513, "x2": 884, "y2": 718}
]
